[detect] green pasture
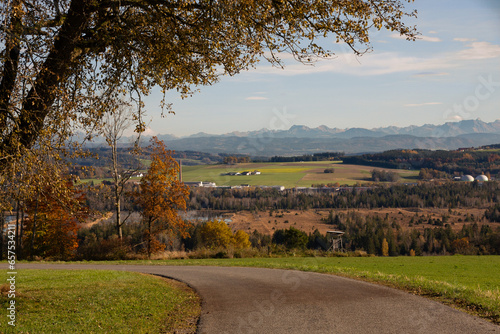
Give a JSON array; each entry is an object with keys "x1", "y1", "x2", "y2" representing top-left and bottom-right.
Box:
[
  {"x1": 0, "y1": 270, "x2": 199, "y2": 333},
  {"x1": 77, "y1": 161, "x2": 419, "y2": 187},
  {"x1": 181, "y1": 161, "x2": 419, "y2": 188}
]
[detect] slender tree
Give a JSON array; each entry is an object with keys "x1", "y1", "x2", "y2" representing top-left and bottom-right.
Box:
[{"x1": 102, "y1": 105, "x2": 141, "y2": 240}]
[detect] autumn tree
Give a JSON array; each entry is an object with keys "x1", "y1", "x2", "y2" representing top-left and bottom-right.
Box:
[
  {"x1": 135, "y1": 137, "x2": 189, "y2": 257},
  {"x1": 199, "y1": 220, "x2": 251, "y2": 249},
  {"x1": 0, "y1": 134, "x2": 85, "y2": 259},
  {"x1": 0, "y1": 1, "x2": 418, "y2": 173},
  {"x1": 381, "y1": 238, "x2": 389, "y2": 256},
  {"x1": 23, "y1": 178, "x2": 87, "y2": 260},
  {"x1": 199, "y1": 220, "x2": 234, "y2": 249}
]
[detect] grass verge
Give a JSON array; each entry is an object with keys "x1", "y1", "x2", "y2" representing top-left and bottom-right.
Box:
[
  {"x1": 0, "y1": 269, "x2": 200, "y2": 333},
  {"x1": 56, "y1": 255, "x2": 500, "y2": 324}
]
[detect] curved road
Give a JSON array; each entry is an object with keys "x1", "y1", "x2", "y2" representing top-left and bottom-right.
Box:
[{"x1": 19, "y1": 264, "x2": 499, "y2": 333}]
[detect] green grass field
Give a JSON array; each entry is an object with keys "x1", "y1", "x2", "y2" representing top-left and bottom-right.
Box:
[
  {"x1": 181, "y1": 161, "x2": 419, "y2": 188},
  {"x1": 0, "y1": 270, "x2": 200, "y2": 333},
  {"x1": 77, "y1": 161, "x2": 419, "y2": 187}
]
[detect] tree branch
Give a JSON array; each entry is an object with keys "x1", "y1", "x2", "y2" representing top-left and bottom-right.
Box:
[{"x1": 0, "y1": 0, "x2": 93, "y2": 169}]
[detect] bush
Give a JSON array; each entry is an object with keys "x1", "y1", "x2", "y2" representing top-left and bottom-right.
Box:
[
  {"x1": 272, "y1": 227, "x2": 308, "y2": 249},
  {"x1": 371, "y1": 169, "x2": 400, "y2": 182},
  {"x1": 76, "y1": 234, "x2": 132, "y2": 260},
  {"x1": 198, "y1": 220, "x2": 251, "y2": 250}
]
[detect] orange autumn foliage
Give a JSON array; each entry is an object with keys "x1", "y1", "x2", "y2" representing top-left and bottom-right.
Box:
[
  {"x1": 135, "y1": 137, "x2": 190, "y2": 257},
  {"x1": 24, "y1": 179, "x2": 87, "y2": 260}
]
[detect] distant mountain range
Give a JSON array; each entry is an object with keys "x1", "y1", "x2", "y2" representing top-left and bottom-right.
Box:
[
  {"x1": 161, "y1": 119, "x2": 500, "y2": 140},
  {"x1": 153, "y1": 119, "x2": 500, "y2": 156},
  {"x1": 85, "y1": 119, "x2": 500, "y2": 156}
]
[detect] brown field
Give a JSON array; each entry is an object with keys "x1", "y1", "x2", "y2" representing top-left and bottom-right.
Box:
[{"x1": 227, "y1": 208, "x2": 500, "y2": 235}]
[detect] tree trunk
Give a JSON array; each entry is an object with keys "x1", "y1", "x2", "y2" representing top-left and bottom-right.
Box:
[
  {"x1": 15, "y1": 200, "x2": 20, "y2": 254},
  {"x1": 147, "y1": 216, "x2": 153, "y2": 259},
  {"x1": 30, "y1": 193, "x2": 40, "y2": 260},
  {"x1": 0, "y1": 0, "x2": 22, "y2": 130},
  {"x1": 19, "y1": 208, "x2": 24, "y2": 260},
  {"x1": 0, "y1": 0, "x2": 92, "y2": 172},
  {"x1": 0, "y1": 211, "x2": 4, "y2": 260},
  {"x1": 112, "y1": 138, "x2": 123, "y2": 240}
]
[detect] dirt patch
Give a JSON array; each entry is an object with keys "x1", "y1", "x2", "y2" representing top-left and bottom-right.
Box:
[
  {"x1": 81, "y1": 211, "x2": 113, "y2": 228},
  {"x1": 229, "y1": 208, "x2": 500, "y2": 235},
  {"x1": 229, "y1": 210, "x2": 332, "y2": 235}
]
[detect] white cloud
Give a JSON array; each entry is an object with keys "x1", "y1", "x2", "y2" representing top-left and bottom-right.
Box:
[
  {"x1": 245, "y1": 96, "x2": 269, "y2": 100},
  {"x1": 412, "y1": 72, "x2": 450, "y2": 78},
  {"x1": 143, "y1": 127, "x2": 158, "y2": 136},
  {"x1": 246, "y1": 39, "x2": 498, "y2": 78},
  {"x1": 251, "y1": 51, "x2": 454, "y2": 76},
  {"x1": 419, "y1": 35, "x2": 442, "y2": 43},
  {"x1": 391, "y1": 33, "x2": 441, "y2": 42},
  {"x1": 404, "y1": 102, "x2": 443, "y2": 107},
  {"x1": 446, "y1": 115, "x2": 464, "y2": 121},
  {"x1": 458, "y1": 41, "x2": 500, "y2": 60},
  {"x1": 454, "y1": 37, "x2": 476, "y2": 42}
]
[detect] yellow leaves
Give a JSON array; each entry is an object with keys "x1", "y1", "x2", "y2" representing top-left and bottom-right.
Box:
[
  {"x1": 200, "y1": 220, "x2": 234, "y2": 249},
  {"x1": 233, "y1": 230, "x2": 251, "y2": 249},
  {"x1": 199, "y1": 220, "x2": 251, "y2": 250}
]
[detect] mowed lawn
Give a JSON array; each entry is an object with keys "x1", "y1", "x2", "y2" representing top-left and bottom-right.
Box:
[
  {"x1": 182, "y1": 161, "x2": 419, "y2": 188},
  {"x1": 0, "y1": 270, "x2": 200, "y2": 334}
]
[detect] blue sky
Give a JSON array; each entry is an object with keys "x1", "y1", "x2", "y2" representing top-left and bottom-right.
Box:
[{"x1": 142, "y1": 0, "x2": 500, "y2": 137}]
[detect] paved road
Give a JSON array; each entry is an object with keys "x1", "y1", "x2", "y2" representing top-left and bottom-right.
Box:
[{"x1": 19, "y1": 264, "x2": 499, "y2": 333}]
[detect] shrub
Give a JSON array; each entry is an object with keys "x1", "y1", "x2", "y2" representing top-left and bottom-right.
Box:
[
  {"x1": 272, "y1": 227, "x2": 308, "y2": 249},
  {"x1": 198, "y1": 220, "x2": 251, "y2": 250}
]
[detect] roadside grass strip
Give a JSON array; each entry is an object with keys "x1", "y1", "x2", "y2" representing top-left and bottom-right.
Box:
[{"x1": 0, "y1": 269, "x2": 200, "y2": 333}]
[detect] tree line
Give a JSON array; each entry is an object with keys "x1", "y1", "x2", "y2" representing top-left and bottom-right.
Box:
[
  {"x1": 187, "y1": 182, "x2": 499, "y2": 211},
  {"x1": 342, "y1": 148, "x2": 500, "y2": 178},
  {"x1": 267, "y1": 152, "x2": 343, "y2": 163}
]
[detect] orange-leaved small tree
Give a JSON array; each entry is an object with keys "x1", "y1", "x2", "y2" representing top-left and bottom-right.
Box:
[
  {"x1": 136, "y1": 137, "x2": 189, "y2": 257},
  {"x1": 24, "y1": 179, "x2": 87, "y2": 260}
]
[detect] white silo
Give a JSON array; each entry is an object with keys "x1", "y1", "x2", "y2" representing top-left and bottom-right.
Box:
[
  {"x1": 461, "y1": 175, "x2": 474, "y2": 182},
  {"x1": 475, "y1": 175, "x2": 489, "y2": 182}
]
